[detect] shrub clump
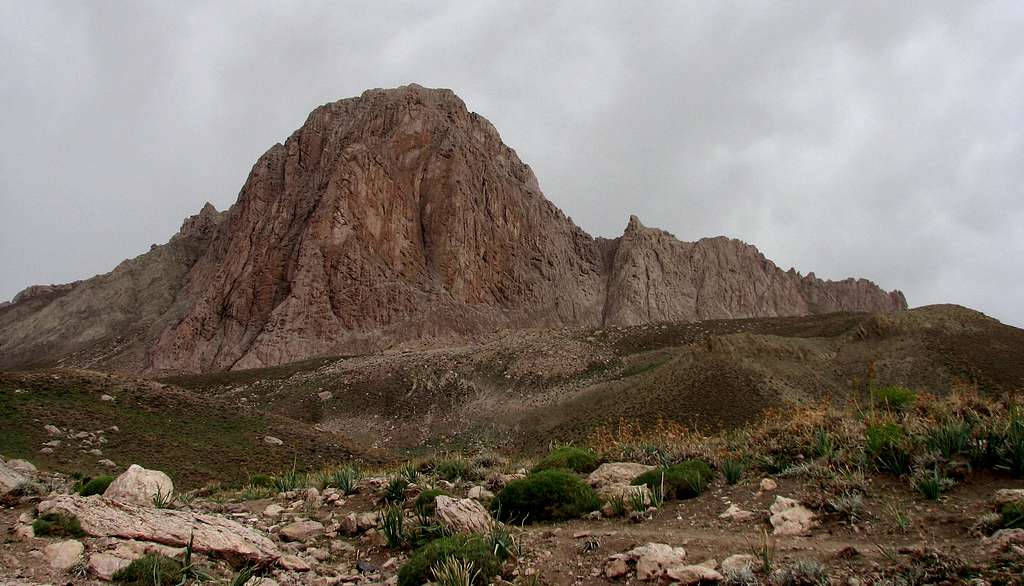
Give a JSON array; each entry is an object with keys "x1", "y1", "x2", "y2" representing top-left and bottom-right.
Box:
[
  {"x1": 491, "y1": 469, "x2": 602, "y2": 523},
  {"x1": 434, "y1": 458, "x2": 472, "y2": 481},
  {"x1": 112, "y1": 553, "x2": 184, "y2": 585},
  {"x1": 1001, "y1": 501, "x2": 1024, "y2": 529},
  {"x1": 33, "y1": 512, "x2": 86, "y2": 538},
  {"x1": 865, "y1": 422, "x2": 912, "y2": 475},
  {"x1": 871, "y1": 386, "x2": 916, "y2": 411},
  {"x1": 531, "y1": 446, "x2": 600, "y2": 474},
  {"x1": 414, "y1": 488, "x2": 449, "y2": 519},
  {"x1": 397, "y1": 534, "x2": 501, "y2": 586},
  {"x1": 78, "y1": 475, "x2": 114, "y2": 497},
  {"x1": 632, "y1": 460, "x2": 712, "y2": 500}
]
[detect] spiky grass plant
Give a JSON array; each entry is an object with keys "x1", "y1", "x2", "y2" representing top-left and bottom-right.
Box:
[
  {"x1": 383, "y1": 476, "x2": 409, "y2": 503},
  {"x1": 324, "y1": 465, "x2": 361, "y2": 495},
  {"x1": 911, "y1": 467, "x2": 954, "y2": 500},
  {"x1": 486, "y1": 522, "x2": 521, "y2": 562},
  {"x1": 627, "y1": 486, "x2": 648, "y2": 513},
  {"x1": 380, "y1": 503, "x2": 406, "y2": 549},
  {"x1": 152, "y1": 488, "x2": 176, "y2": 509},
  {"x1": 925, "y1": 417, "x2": 972, "y2": 459},
  {"x1": 430, "y1": 556, "x2": 480, "y2": 586},
  {"x1": 883, "y1": 500, "x2": 912, "y2": 533},
  {"x1": 722, "y1": 458, "x2": 745, "y2": 485},
  {"x1": 608, "y1": 493, "x2": 627, "y2": 517}
]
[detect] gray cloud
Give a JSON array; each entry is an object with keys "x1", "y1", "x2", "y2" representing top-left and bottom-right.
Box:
[{"x1": 1, "y1": 1, "x2": 1022, "y2": 326}]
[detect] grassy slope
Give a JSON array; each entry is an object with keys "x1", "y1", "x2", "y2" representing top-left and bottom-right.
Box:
[{"x1": 0, "y1": 369, "x2": 382, "y2": 488}]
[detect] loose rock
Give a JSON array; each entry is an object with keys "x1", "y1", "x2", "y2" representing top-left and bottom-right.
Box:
[{"x1": 103, "y1": 464, "x2": 174, "y2": 507}]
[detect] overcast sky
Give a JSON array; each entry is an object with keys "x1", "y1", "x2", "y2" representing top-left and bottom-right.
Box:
[{"x1": 1, "y1": 1, "x2": 1022, "y2": 326}]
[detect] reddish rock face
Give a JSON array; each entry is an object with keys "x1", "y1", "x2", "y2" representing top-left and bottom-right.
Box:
[{"x1": 0, "y1": 84, "x2": 906, "y2": 373}]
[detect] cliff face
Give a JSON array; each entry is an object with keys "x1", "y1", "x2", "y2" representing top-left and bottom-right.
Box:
[
  {"x1": 0, "y1": 85, "x2": 906, "y2": 373},
  {"x1": 602, "y1": 216, "x2": 906, "y2": 325}
]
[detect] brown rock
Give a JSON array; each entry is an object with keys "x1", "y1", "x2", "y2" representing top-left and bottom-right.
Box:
[{"x1": 279, "y1": 520, "x2": 325, "y2": 542}]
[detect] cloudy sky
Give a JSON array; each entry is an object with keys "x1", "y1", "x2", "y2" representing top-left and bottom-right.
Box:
[{"x1": 1, "y1": 1, "x2": 1022, "y2": 326}]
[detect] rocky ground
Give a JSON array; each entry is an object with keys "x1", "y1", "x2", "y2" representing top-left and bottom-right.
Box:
[{"x1": 3, "y1": 443, "x2": 1024, "y2": 585}]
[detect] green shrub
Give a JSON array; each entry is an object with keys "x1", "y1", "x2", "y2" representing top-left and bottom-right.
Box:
[
  {"x1": 434, "y1": 458, "x2": 471, "y2": 481},
  {"x1": 632, "y1": 460, "x2": 712, "y2": 500},
  {"x1": 871, "y1": 386, "x2": 916, "y2": 411},
  {"x1": 491, "y1": 469, "x2": 601, "y2": 523},
  {"x1": 397, "y1": 534, "x2": 500, "y2": 586},
  {"x1": 112, "y1": 553, "x2": 184, "y2": 585},
  {"x1": 415, "y1": 488, "x2": 449, "y2": 520},
  {"x1": 722, "y1": 458, "x2": 745, "y2": 485},
  {"x1": 812, "y1": 427, "x2": 835, "y2": 460},
  {"x1": 865, "y1": 422, "x2": 912, "y2": 475},
  {"x1": 531, "y1": 446, "x2": 600, "y2": 474},
  {"x1": 246, "y1": 473, "x2": 275, "y2": 488},
  {"x1": 78, "y1": 475, "x2": 114, "y2": 497},
  {"x1": 33, "y1": 512, "x2": 86, "y2": 538},
  {"x1": 1001, "y1": 501, "x2": 1024, "y2": 529}
]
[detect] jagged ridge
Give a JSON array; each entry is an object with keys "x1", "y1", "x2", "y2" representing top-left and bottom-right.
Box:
[{"x1": 0, "y1": 84, "x2": 906, "y2": 373}]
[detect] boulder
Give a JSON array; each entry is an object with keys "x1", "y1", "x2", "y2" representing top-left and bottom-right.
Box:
[
  {"x1": 279, "y1": 520, "x2": 325, "y2": 542},
  {"x1": 984, "y1": 529, "x2": 1024, "y2": 554},
  {"x1": 0, "y1": 459, "x2": 29, "y2": 496},
  {"x1": 666, "y1": 565, "x2": 724, "y2": 584},
  {"x1": 37, "y1": 494, "x2": 282, "y2": 566},
  {"x1": 44, "y1": 424, "x2": 61, "y2": 436},
  {"x1": 769, "y1": 496, "x2": 815, "y2": 536},
  {"x1": 993, "y1": 489, "x2": 1024, "y2": 506},
  {"x1": 278, "y1": 554, "x2": 311, "y2": 571},
  {"x1": 88, "y1": 553, "x2": 131, "y2": 580},
  {"x1": 264, "y1": 436, "x2": 284, "y2": 446},
  {"x1": 435, "y1": 495, "x2": 493, "y2": 533},
  {"x1": 467, "y1": 485, "x2": 494, "y2": 501},
  {"x1": 605, "y1": 555, "x2": 630, "y2": 579},
  {"x1": 587, "y1": 462, "x2": 655, "y2": 488},
  {"x1": 6, "y1": 459, "x2": 37, "y2": 476},
  {"x1": 103, "y1": 464, "x2": 174, "y2": 507},
  {"x1": 44, "y1": 539, "x2": 84, "y2": 570},
  {"x1": 760, "y1": 478, "x2": 778, "y2": 491},
  {"x1": 626, "y1": 543, "x2": 687, "y2": 581},
  {"x1": 599, "y1": 484, "x2": 652, "y2": 514},
  {"x1": 263, "y1": 504, "x2": 284, "y2": 517},
  {"x1": 719, "y1": 504, "x2": 755, "y2": 522},
  {"x1": 720, "y1": 554, "x2": 755, "y2": 574}
]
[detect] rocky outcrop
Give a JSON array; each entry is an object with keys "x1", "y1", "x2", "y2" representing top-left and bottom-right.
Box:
[
  {"x1": 103, "y1": 464, "x2": 174, "y2": 507},
  {"x1": 434, "y1": 495, "x2": 493, "y2": 534},
  {"x1": 603, "y1": 216, "x2": 905, "y2": 325},
  {"x1": 37, "y1": 495, "x2": 282, "y2": 566},
  {"x1": 0, "y1": 84, "x2": 906, "y2": 374}
]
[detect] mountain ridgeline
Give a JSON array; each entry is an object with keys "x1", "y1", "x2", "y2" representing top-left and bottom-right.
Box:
[{"x1": 0, "y1": 85, "x2": 906, "y2": 374}]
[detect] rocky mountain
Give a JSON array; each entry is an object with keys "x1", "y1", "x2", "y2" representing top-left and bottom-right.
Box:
[{"x1": 0, "y1": 84, "x2": 906, "y2": 374}]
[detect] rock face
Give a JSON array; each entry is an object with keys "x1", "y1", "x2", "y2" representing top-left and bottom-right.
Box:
[
  {"x1": 37, "y1": 495, "x2": 282, "y2": 566},
  {"x1": 0, "y1": 84, "x2": 907, "y2": 374},
  {"x1": 433, "y1": 495, "x2": 493, "y2": 534},
  {"x1": 103, "y1": 464, "x2": 174, "y2": 507}
]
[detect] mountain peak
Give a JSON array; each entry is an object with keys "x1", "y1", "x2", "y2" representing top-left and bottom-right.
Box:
[{"x1": 0, "y1": 87, "x2": 907, "y2": 373}]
